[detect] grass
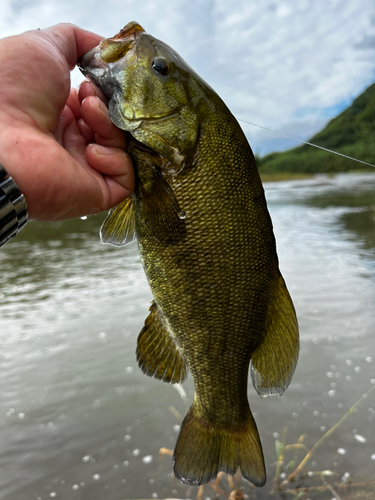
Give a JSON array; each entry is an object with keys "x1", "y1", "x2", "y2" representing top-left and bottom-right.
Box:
[{"x1": 271, "y1": 384, "x2": 375, "y2": 499}]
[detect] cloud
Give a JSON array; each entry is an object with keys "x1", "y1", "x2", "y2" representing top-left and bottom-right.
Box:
[{"x1": 1, "y1": 0, "x2": 374, "y2": 155}]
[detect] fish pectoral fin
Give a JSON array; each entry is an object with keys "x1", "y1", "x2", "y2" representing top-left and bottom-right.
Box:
[
  {"x1": 251, "y1": 274, "x2": 299, "y2": 397},
  {"x1": 100, "y1": 197, "x2": 136, "y2": 246},
  {"x1": 136, "y1": 301, "x2": 188, "y2": 384},
  {"x1": 140, "y1": 168, "x2": 186, "y2": 244}
]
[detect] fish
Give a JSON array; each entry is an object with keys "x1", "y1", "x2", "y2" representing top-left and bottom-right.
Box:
[{"x1": 78, "y1": 21, "x2": 299, "y2": 487}]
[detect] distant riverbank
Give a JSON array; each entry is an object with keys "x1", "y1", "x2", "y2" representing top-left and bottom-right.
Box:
[{"x1": 260, "y1": 172, "x2": 313, "y2": 182}]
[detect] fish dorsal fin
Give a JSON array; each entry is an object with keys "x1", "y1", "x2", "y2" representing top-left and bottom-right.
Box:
[
  {"x1": 100, "y1": 197, "x2": 135, "y2": 246},
  {"x1": 139, "y1": 167, "x2": 187, "y2": 244},
  {"x1": 136, "y1": 301, "x2": 188, "y2": 384},
  {"x1": 250, "y1": 275, "x2": 299, "y2": 397}
]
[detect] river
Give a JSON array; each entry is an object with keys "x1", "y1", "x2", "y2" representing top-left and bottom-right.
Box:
[{"x1": 0, "y1": 173, "x2": 374, "y2": 500}]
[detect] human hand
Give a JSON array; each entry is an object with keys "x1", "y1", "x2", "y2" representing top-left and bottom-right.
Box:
[{"x1": 0, "y1": 23, "x2": 134, "y2": 221}]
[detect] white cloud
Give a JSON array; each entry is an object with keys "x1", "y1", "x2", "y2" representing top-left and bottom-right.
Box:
[{"x1": 1, "y1": 0, "x2": 374, "y2": 155}]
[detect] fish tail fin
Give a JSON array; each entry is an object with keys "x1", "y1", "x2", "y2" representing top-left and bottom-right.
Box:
[{"x1": 173, "y1": 401, "x2": 266, "y2": 487}]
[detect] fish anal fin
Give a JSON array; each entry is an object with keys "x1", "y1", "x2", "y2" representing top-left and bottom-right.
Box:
[
  {"x1": 173, "y1": 403, "x2": 265, "y2": 487},
  {"x1": 100, "y1": 197, "x2": 135, "y2": 246},
  {"x1": 136, "y1": 302, "x2": 188, "y2": 384},
  {"x1": 251, "y1": 275, "x2": 299, "y2": 397}
]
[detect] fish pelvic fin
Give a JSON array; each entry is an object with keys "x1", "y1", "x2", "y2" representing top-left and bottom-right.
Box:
[
  {"x1": 100, "y1": 197, "x2": 135, "y2": 246},
  {"x1": 251, "y1": 274, "x2": 299, "y2": 397},
  {"x1": 173, "y1": 402, "x2": 266, "y2": 487},
  {"x1": 136, "y1": 302, "x2": 188, "y2": 384}
]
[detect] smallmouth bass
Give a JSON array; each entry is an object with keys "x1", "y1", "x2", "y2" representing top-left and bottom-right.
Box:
[{"x1": 79, "y1": 22, "x2": 299, "y2": 487}]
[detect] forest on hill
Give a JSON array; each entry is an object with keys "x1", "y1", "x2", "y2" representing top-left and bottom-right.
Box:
[{"x1": 257, "y1": 82, "x2": 375, "y2": 175}]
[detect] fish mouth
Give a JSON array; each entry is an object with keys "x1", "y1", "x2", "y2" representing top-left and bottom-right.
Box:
[{"x1": 78, "y1": 22, "x2": 145, "y2": 109}]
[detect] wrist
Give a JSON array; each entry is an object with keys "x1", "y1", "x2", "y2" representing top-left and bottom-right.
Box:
[{"x1": 0, "y1": 163, "x2": 28, "y2": 247}]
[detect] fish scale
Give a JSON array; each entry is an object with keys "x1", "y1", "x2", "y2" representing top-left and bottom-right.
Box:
[{"x1": 79, "y1": 20, "x2": 299, "y2": 487}]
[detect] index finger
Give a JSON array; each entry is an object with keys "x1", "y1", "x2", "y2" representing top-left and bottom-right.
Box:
[{"x1": 41, "y1": 23, "x2": 104, "y2": 70}]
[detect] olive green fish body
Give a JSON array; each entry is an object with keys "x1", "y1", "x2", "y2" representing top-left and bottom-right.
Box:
[{"x1": 79, "y1": 22, "x2": 299, "y2": 487}]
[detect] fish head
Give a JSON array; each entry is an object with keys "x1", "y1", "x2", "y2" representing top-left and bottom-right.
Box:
[{"x1": 78, "y1": 22, "x2": 201, "y2": 166}]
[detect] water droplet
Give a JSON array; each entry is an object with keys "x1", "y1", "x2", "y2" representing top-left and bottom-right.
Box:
[
  {"x1": 121, "y1": 479, "x2": 126, "y2": 484},
  {"x1": 80, "y1": 216, "x2": 88, "y2": 220},
  {"x1": 18, "y1": 413, "x2": 25, "y2": 419},
  {"x1": 151, "y1": 493, "x2": 158, "y2": 499},
  {"x1": 371, "y1": 454, "x2": 375, "y2": 460},
  {"x1": 337, "y1": 448, "x2": 346, "y2": 455},
  {"x1": 313, "y1": 410, "x2": 320, "y2": 416},
  {"x1": 125, "y1": 366, "x2": 133, "y2": 374},
  {"x1": 354, "y1": 366, "x2": 361, "y2": 373},
  {"x1": 149, "y1": 479, "x2": 155, "y2": 484},
  {"x1": 346, "y1": 359, "x2": 353, "y2": 366},
  {"x1": 178, "y1": 211, "x2": 186, "y2": 220},
  {"x1": 123, "y1": 461, "x2": 129, "y2": 467},
  {"x1": 342, "y1": 472, "x2": 350, "y2": 482},
  {"x1": 50, "y1": 493, "x2": 56, "y2": 498},
  {"x1": 132, "y1": 449, "x2": 140, "y2": 457},
  {"x1": 72, "y1": 485, "x2": 79, "y2": 490},
  {"x1": 354, "y1": 434, "x2": 366, "y2": 443},
  {"x1": 365, "y1": 356, "x2": 373, "y2": 363},
  {"x1": 124, "y1": 435, "x2": 131, "y2": 441},
  {"x1": 328, "y1": 390, "x2": 337, "y2": 398},
  {"x1": 173, "y1": 425, "x2": 180, "y2": 433},
  {"x1": 273, "y1": 432, "x2": 279, "y2": 439},
  {"x1": 326, "y1": 372, "x2": 334, "y2": 378},
  {"x1": 93, "y1": 474, "x2": 100, "y2": 480},
  {"x1": 142, "y1": 455, "x2": 153, "y2": 464}
]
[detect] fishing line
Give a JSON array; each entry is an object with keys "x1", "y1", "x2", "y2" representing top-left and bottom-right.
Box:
[{"x1": 238, "y1": 118, "x2": 375, "y2": 169}]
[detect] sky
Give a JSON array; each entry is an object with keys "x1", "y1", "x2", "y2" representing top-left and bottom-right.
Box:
[{"x1": 1, "y1": 0, "x2": 375, "y2": 156}]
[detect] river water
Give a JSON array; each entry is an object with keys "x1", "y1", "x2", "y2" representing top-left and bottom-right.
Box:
[{"x1": 0, "y1": 173, "x2": 374, "y2": 500}]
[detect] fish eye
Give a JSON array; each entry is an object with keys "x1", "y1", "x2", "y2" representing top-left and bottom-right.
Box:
[{"x1": 151, "y1": 58, "x2": 169, "y2": 76}]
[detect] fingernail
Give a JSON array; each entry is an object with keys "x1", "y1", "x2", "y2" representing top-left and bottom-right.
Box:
[{"x1": 92, "y1": 144, "x2": 114, "y2": 155}]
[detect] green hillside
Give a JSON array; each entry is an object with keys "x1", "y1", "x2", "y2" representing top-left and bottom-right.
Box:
[{"x1": 257, "y1": 82, "x2": 375, "y2": 175}]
